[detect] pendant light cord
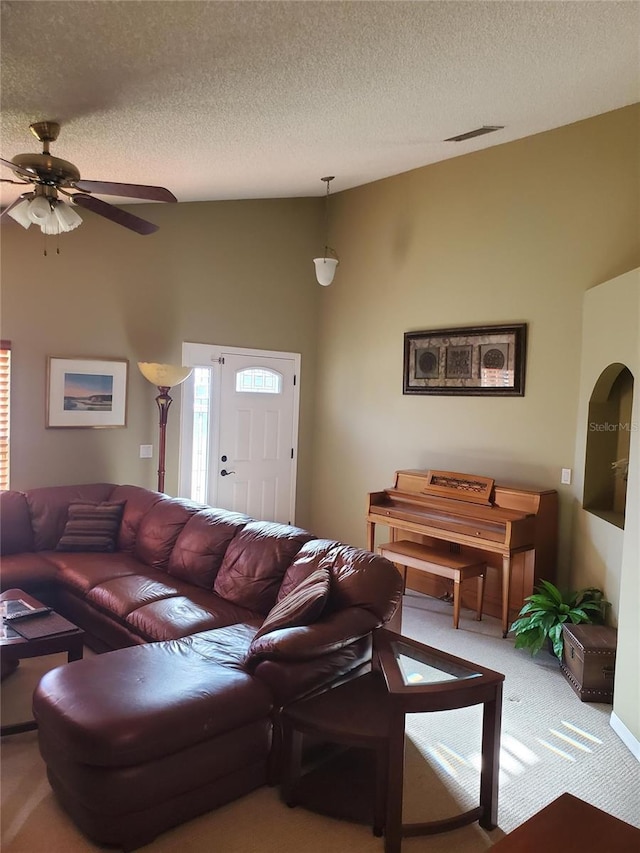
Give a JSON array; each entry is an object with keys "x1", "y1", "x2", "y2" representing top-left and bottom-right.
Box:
[{"x1": 321, "y1": 176, "x2": 336, "y2": 259}]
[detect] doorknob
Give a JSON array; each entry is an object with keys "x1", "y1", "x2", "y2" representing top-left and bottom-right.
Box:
[{"x1": 220, "y1": 469, "x2": 235, "y2": 477}]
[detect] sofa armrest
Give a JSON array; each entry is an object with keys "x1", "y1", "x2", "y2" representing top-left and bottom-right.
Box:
[
  {"x1": 249, "y1": 634, "x2": 371, "y2": 708},
  {"x1": 245, "y1": 606, "x2": 378, "y2": 668},
  {"x1": 0, "y1": 491, "x2": 34, "y2": 554}
]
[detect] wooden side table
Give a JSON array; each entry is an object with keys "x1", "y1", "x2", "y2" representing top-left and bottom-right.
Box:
[
  {"x1": 1, "y1": 588, "x2": 84, "y2": 737},
  {"x1": 281, "y1": 628, "x2": 504, "y2": 853}
]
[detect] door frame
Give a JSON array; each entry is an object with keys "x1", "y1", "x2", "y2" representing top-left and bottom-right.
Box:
[{"x1": 179, "y1": 341, "x2": 301, "y2": 522}]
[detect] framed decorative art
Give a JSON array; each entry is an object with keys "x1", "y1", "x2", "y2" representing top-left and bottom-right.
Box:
[
  {"x1": 403, "y1": 324, "x2": 527, "y2": 396},
  {"x1": 46, "y1": 357, "x2": 128, "y2": 427}
]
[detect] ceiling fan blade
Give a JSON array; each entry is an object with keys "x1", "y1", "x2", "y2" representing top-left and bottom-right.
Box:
[
  {"x1": 72, "y1": 194, "x2": 159, "y2": 235},
  {"x1": 1, "y1": 192, "x2": 35, "y2": 217},
  {"x1": 73, "y1": 180, "x2": 176, "y2": 203},
  {"x1": 0, "y1": 157, "x2": 35, "y2": 180}
]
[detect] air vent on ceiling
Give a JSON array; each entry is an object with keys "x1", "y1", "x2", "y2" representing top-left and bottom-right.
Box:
[{"x1": 444, "y1": 125, "x2": 504, "y2": 142}]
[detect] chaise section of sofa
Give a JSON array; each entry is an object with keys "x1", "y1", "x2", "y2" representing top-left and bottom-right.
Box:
[{"x1": 34, "y1": 630, "x2": 274, "y2": 851}]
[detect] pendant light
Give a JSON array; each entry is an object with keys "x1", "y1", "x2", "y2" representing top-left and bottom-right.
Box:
[{"x1": 313, "y1": 176, "x2": 338, "y2": 286}]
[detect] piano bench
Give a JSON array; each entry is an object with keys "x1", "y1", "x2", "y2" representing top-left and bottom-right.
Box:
[{"x1": 377, "y1": 541, "x2": 486, "y2": 630}]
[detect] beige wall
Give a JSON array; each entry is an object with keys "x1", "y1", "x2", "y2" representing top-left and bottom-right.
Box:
[
  {"x1": 0, "y1": 198, "x2": 323, "y2": 527},
  {"x1": 572, "y1": 269, "x2": 639, "y2": 749},
  {"x1": 311, "y1": 106, "x2": 640, "y2": 586}
]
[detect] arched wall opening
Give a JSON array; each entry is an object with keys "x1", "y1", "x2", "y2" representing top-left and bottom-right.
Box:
[{"x1": 583, "y1": 363, "x2": 634, "y2": 529}]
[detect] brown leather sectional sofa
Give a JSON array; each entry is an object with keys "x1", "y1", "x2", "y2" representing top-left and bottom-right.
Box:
[{"x1": 0, "y1": 483, "x2": 403, "y2": 850}]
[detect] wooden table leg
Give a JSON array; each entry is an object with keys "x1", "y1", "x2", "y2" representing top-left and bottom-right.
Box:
[
  {"x1": 384, "y1": 710, "x2": 405, "y2": 853},
  {"x1": 1, "y1": 658, "x2": 19, "y2": 681},
  {"x1": 67, "y1": 638, "x2": 84, "y2": 662},
  {"x1": 280, "y1": 721, "x2": 303, "y2": 807},
  {"x1": 479, "y1": 682, "x2": 502, "y2": 829},
  {"x1": 374, "y1": 744, "x2": 388, "y2": 837}
]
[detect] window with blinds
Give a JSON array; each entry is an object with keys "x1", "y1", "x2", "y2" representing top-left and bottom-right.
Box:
[{"x1": 0, "y1": 341, "x2": 10, "y2": 490}]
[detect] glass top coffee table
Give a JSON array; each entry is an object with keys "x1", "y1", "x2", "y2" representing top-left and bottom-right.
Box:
[
  {"x1": 1, "y1": 588, "x2": 84, "y2": 737},
  {"x1": 281, "y1": 628, "x2": 504, "y2": 853}
]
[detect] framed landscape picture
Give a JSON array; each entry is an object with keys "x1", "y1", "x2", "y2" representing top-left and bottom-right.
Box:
[
  {"x1": 46, "y1": 357, "x2": 128, "y2": 427},
  {"x1": 403, "y1": 324, "x2": 527, "y2": 396}
]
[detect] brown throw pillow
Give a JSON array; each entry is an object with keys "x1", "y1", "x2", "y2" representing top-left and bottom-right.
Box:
[
  {"x1": 253, "y1": 567, "x2": 330, "y2": 641},
  {"x1": 56, "y1": 502, "x2": 125, "y2": 552}
]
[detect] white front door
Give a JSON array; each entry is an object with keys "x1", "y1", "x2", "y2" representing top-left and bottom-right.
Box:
[
  {"x1": 180, "y1": 343, "x2": 300, "y2": 524},
  {"x1": 217, "y1": 352, "x2": 297, "y2": 523}
]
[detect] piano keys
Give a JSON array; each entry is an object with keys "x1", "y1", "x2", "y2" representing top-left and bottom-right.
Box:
[{"x1": 367, "y1": 469, "x2": 558, "y2": 636}]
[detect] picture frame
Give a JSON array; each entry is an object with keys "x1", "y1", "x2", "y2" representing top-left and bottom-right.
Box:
[
  {"x1": 46, "y1": 357, "x2": 129, "y2": 428},
  {"x1": 403, "y1": 324, "x2": 527, "y2": 396}
]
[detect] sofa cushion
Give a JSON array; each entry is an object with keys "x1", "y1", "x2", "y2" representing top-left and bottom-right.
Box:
[
  {"x1": 213, "y1": 521, "x2": 315, "y2": 614},
  {"x1": 134, "y1": 498, "x2": 200, "y2": 570},
  {"x1": 33, "y1": 636, "x2": 273, "y2": 767},
  {"x1": 86, "y1": 574, "x2": 183, "y2": 619},
  {"x1": 56, "y1": 502, "x2": 125, "y2": 553},
  {"x1": 26, "y1": 484, "x2": 117, "y2": 551},
  {"x1": 0, "y1": 491, "x2": 34, "y2": 555},
  {"x1": 46, "y1": 551, "x2": 145, "y2": 596},
  {"x1": 253, "y1": 567, "x2": 330, "y2": 641},
  {"x1": 167, "y1": 507, "x2": 250, "y2": 589},
  {"x1": 125, "y1": 594, "x2": 260, "y2": 642}
]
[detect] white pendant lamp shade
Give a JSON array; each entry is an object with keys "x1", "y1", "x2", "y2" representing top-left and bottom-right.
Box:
[{"x1": 313, "y1": 256, "x2": 339, "y2": 286}]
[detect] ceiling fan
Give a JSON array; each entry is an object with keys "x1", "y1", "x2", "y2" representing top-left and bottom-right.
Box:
[{"x1": 0, "y1": 121, "x2": 176, "y2": 236}]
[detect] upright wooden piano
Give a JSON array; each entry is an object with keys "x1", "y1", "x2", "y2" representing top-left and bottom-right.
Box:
[{"x1": 367, "y1": 469, "x2": 558, "y2": 636}]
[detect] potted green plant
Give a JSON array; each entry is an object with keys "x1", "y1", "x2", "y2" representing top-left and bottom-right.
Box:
[{"x1": 510, "y1": 580, "x2": 610, "y2": 661}]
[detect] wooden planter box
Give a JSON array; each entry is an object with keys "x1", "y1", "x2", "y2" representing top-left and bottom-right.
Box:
[{"x1": 561, "y1": 624, "x2": 617, "y2": 703}]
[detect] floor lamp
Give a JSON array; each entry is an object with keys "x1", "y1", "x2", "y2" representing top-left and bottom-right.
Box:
[{"x1": 138, "y1": 362, "x2": 193, "y2": 493}]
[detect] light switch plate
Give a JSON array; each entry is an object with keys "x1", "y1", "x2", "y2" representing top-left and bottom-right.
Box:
[
  {"x1": 561, "y1": 468, "x2": 572, "y2": 485},
  {"x1": 140, "y1": 444, "x2": 153, "y2": 458}
]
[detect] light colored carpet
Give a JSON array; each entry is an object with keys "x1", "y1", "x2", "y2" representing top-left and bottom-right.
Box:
[{"x1": 1, "y1": 591, "x2": 639, "y2": 852}]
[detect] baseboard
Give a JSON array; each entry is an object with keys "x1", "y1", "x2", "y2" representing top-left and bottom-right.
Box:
[{"x1": 610, "y1": 711, "x2": 640, "y2": 762}]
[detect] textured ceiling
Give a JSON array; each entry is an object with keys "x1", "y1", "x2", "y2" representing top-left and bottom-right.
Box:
[{"x1": 1, "y1": 0, "x2": 639, "y2": 206}]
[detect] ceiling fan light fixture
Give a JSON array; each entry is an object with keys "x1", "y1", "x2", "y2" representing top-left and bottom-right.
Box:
[
  {"x1": 54, "y1": 200, "x2": 82, "y2": 232},
  {"x1": 6, "y1": 198, "x2": 33, "y2": 229},
  {"x1": 1, "y1": 121, "x2": 176, "y2": 241}
]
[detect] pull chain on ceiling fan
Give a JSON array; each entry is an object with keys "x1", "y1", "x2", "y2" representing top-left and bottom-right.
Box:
[{"x1": 0, "y1": 121, "x2": 177, "y2": 238}]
